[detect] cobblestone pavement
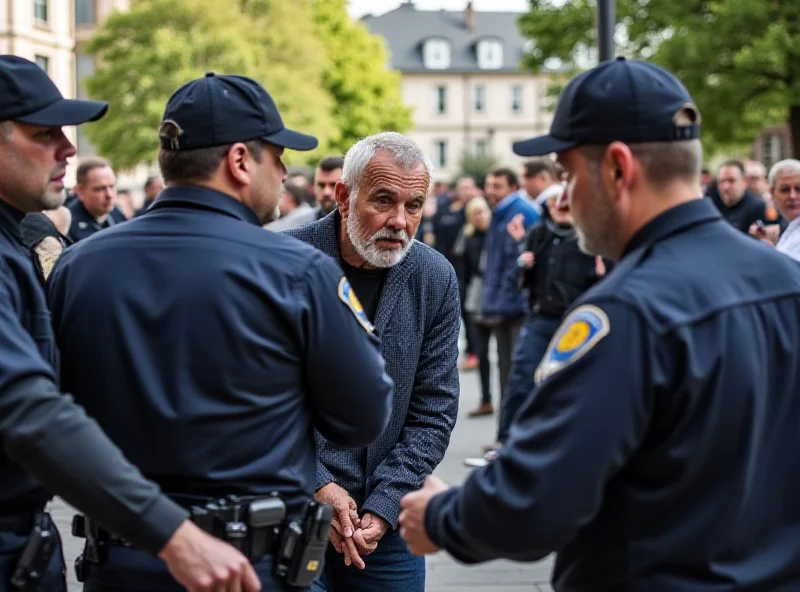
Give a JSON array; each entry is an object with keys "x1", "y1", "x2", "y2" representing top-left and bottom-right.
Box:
[{"x1": 49, "y1": 366, "x2": 554, "y2": 590}]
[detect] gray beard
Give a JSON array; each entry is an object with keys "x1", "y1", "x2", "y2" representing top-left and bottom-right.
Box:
[{"x1": 346, "y1": 205, "x2": 412, "y2": 268}]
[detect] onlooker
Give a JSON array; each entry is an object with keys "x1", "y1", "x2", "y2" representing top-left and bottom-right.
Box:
[
  {"x1": 481, "y1": 168, "x2": 539, "y2": 434},
  {"x1": 706, "y1": 159, "x2": 776, "y2": 233},
  {"x1": 498, "y1": 192, "x2": 607, "y2": 451},
  {"x1": 521, "y1": 159, "x2": 562, "y2": 212},
  {"x1": 116, "y1": 188, "x2": 136, "y2": 219},
  {"x1": 433, "y1": 176, "x2": 480, "y2": 369},
  {"x1": 750, "y1": 159, "x2": 800, "y2": 260},
  {"x1": 313, "y1": 156, "x2": 344, "y2": 219},
  {"x1": 265, "y1": 183, "x2": 316, "y2": 231},
  {"x1": 136, "y1": 175, "x2": 164, "y2": 216},
  {"x1": 744, "y1": 159, "x2": 771, "y2": 201},
  {"x1": 68, "y1": 157, "x2": 126, "y2": 242},
  {"x1": 288, "y1": 171, "x2": 311, "y2": 190},
  {"x1": 454, "y1": 196, "x2": 493, "y2": 416},
  {"x1": 700, "y1": 167, "x2": 714, "y2": 193}
]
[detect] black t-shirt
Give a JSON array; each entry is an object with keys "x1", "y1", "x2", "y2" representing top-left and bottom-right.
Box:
[
  {"x1": 339, "y1": 259, "x2": 387, "y2": 323},
  {"x1": 333, "y1": 210, "x2": 388, "y2": 322}
]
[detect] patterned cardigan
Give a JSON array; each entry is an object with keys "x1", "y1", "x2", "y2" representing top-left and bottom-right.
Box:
[{"x1": 284, "y1": 213, "x2": 460, "y2": 528}]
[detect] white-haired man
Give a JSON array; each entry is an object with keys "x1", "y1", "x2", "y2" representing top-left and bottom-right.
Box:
[
  {"x1": 284, "y1": 132, "x2": 460, "y2": 591},
  {"x1": 750, "y1": 159, "x2": 800, "y2": 260}
]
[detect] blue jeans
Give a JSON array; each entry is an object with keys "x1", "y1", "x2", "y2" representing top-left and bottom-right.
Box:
[
  {"x1": 0, "y1": 519, "x2": 67, "y2": 591},
  {"x1": 82, "y1": 546, "x2": 302, "y2": 591},
  {"x1": 497, "y1": 314, "x2": 563, "y2": 444},
  {"x1": 310, "y1": 531, "x2": 425, "y2": 592}
]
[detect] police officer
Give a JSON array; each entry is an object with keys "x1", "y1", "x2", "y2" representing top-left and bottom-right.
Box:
[
  {"x1": 399, "y1": 58, "x2": 800, "y2": 590},
  {"x1": 0, "y1": 55, "x2": 262, "y2": 592},
  {"x1": 46, "y1": 72, "x2": 395, "y2": 590}
]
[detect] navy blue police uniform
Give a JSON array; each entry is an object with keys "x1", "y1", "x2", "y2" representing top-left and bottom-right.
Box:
[
  {"x1": 46, "y1": 73, "x2": 395, "y2": 591},
  {"x1": 66, "y1": 199, "x2": 126, "y2": 243},
  {"x1": 422, "y1": 58, "x2": 800, "y2": 590},
  {"x1": 0, "y1": 55, "x2": 191, "y2": 592}
]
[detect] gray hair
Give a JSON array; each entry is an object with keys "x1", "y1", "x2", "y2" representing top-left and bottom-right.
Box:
[
  {"x1": 342, "y1": 132, "x2": 434, "y2": 198},
  {"x1": 768, "y1": 159, "x2": 800, "y2": 189}
]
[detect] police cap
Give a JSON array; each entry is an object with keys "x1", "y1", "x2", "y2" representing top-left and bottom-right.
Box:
[
  {"x1": 158, "y1": 72, "x2": 318, "y2": 152},
  {"x1": 514, "y1": 57, "x2": 700, "y2": 157},
  {"x1": 0, "y1": 55, "x2": 108, "y2": 125}
]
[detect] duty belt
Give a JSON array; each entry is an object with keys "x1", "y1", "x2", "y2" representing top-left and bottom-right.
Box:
[
  {"x1": 73, "y1": 493, "x2": 286, "y2": 563},
  {"x1": 72, "y1": 494, "x2": 334, "y2": 588}
]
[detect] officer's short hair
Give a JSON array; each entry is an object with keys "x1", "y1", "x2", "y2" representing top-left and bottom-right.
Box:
[
  {"x1": 158, "y1": 141, "x2": 263, "y2": 184},
  {"x1": 768, "y1": 159, "x2": 800, "y2": 189},
  {"x1": 76, "y1": 157, "x2": 112, "y2": 187},
  {"x1": 581, "y1": 140, "x2": 703, "y2": 191},
  {"x1": 489, "y1": 167, "x2": 520, "y2": 189},
  {"x1": 342, "y1": 132, "x2": 432, "y2": 198},
  {"x1": 0, "y1": 121, "x2": 10, "y2": 139},
  {"x1": 317, "y1": 156, "x2": 344, "y2": 172},
  {"x1": 719, "y1": 160, "x2": 745, "y2": 176}
]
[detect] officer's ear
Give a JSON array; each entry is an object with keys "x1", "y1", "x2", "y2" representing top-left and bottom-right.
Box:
[
  {"x1": 335, "y1": 181, "x2": 352, "y2": 216},
  {"x1": 225, "y1": 142, "x2": 254, "y2": 186},
  {"x1": 605, "y1": 142, "x2": 634, "y2": 196}
]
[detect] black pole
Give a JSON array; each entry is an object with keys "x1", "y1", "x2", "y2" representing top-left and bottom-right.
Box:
[{"x1": 597, "y1": 0, "x2": 615, "y2": 62}]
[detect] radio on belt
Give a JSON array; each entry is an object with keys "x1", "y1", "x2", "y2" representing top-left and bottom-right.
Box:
[{"x1": 275, "y1": 500, "x2": 333, "y2": 586}]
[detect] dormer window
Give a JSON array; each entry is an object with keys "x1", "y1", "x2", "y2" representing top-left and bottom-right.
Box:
[
  {"x1": 477, "y1": 39, "x2": 503, "y2": 70},
  {"x1": 423, "y1": 39, "x2": 451, "y2": 70}
]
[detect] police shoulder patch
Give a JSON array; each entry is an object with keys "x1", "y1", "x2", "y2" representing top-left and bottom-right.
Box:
[
  {"x1": 338, "y1": 277, "x2": 374, "y2": 333},
  {"x1": 534, "y1": 304, "x2": 610, "y2": 384}
]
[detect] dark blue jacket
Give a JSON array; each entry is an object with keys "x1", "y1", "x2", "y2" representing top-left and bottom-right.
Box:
[
  {"x1": 481, "y1": 192, "x2": 539, "y2": 318},
  {"x1": 427, "y1": 199, "x2": 800, "y2": 591},
  {"x1": 67, "y1": 199, "x2": 126, "y2": 243},
  {"x1": 48, "y1": 187, "x2": 394, "y2": 513},
  {"x1": 0, "y1": 198, "x2": 187, "y2": 554},
  {"x1": 284, "y1": 212, "x2": 460, "y2": 527}
]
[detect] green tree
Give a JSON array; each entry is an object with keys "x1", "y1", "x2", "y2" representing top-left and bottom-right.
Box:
[
  {"x1": 84, "y1": 0, "x2": 335, "y2": 171},
  {"x1": 312, "y1": 0, "x2": 412, "y2": 155},
  {"x1": 518, "y1": 0, "x2": 800, "y2": 158}
]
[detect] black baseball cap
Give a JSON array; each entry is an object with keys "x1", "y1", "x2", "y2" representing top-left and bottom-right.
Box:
[
  {"x1": 159, "y1": 73, "x2": 318, "y2": 152},
  {"x1": 0, "y1": 55, "x2": 108, "y2": 125},
  {"x1": 513, "y1": 57, "x2": 700, "y2": 157}
]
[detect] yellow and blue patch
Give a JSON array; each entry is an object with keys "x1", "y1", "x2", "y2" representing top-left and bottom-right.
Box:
[
  {"x1": 338, "y1": 277, "x2": 374, "y2": 334},
  {"x1": 534, "y1": 304, "x2": 610, "y2": 383}
]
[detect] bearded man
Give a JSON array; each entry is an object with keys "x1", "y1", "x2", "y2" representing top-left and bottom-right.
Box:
[{"x1": 284, "y1": 132, "x2": 460, "y2": 591}]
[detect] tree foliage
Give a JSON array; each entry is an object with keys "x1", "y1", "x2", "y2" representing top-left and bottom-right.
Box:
[
  {"x1": 312, "y1": 0, "x2": 412, "y2": 155},
  {"x1": 518, "y1": 0, "x2": 800, "y2": 158},
  {"x1": 84, "y1": 0, "x2": 334, "y2": 170}
]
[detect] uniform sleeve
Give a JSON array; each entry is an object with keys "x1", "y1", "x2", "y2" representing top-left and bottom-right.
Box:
[
  {"x1": 1, "y1": 267, "x2": 188, "y2": 555},
  {"x1": 300, "y1": 253, "x2": 394, "y2": 449},
  {"x1": 362, "y1": 265, "x2": 461, "y2": 528},
  {"x1": 424, "y1": 300, "x2": 653, "y2": 563}
]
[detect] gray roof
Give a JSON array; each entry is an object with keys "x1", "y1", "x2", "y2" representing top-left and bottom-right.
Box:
[{"x1": 361, "y1": 3, "x2": 529, "y2": 74}]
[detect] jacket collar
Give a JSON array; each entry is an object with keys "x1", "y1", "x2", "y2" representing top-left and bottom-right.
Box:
[
  {"x1": 622, "y1": 198, "x2": 722, "y2": 258},
  {"x1": 311, "y1": 210, "x2": 418, "y2": 335},
  {"x1": 494, "y1": 191, "x2": 521, "y2": 214},
  {"x1": 149, "y1": 186, "x2": 262, "y2": 227}
]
